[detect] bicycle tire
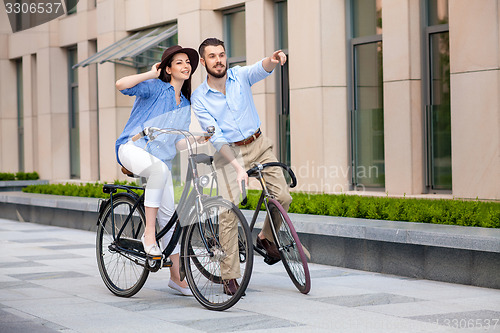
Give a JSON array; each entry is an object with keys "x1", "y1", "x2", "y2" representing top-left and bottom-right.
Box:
[
  {"x1": 96, "y1": 193, "x2": 149, "y2": 297},
  {"x1": 267, "y1": 198, "x2": 311, "y2": 294},
  {"x1": 182, "y1": 197, "x2": 253, "y2": 311}
]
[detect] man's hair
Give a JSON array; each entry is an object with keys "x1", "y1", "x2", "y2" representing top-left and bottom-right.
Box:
[{"x1": 199, "y1": 38, "x2": 225, "y2": 58}]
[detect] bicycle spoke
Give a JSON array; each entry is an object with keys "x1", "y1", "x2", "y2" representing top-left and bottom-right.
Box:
[
  {"x1": 268, "y1": 199, "x2": 311, "y2": 294},
  {"x1": 183, "y1": 198, "x2": 253, "y2": 311},
  {"x1": 96, "y1": 194, "x2": 149, "y2": 297}
]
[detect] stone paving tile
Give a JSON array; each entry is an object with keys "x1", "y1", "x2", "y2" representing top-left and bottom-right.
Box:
[
  {"x1": 41, "y1": 244, "x2": 96, "y2": 250},
  {"x1": 10, "y1": 238, "x2": 65, "y2": 243},
  {"x1": 0, "y1": 261, "x2": 47, "y2": 268},
  {"x1": 314, "y1": 292, "x2": 424, "y2": 307},
  {"x1": 175, "y1": 314, "x2": 304, "y2": 332},
  {"x1": 0, "y1": 281, "x2": 40, "y2": 289},
  {"x1": 17, "y1": 254, "x2": 86, "y2": 261},
  {"x1": 8, "y1": 271, "x2": 90, "y2": 281}
]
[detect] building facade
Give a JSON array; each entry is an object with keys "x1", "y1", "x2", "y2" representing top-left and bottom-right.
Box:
[{"x1": 0, "y1": 0, "x2": 499, "y2": 200}]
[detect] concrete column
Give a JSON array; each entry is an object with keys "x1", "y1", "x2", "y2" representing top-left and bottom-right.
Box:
[
  {"x1": 245, "y1": 0, "x2": 276, "y2": 142},
  {"x1": 382, "y1": 0, "x2": 423, "y2": 195},
  {"x1": 178, "y1": 0, "x2": 223, "y2": 133},
  {"x1": 22, "y1": 54, "x2": 34, "y2": 172},
  {"x1": 0, "y1": 9, "x2": 17, "y2": 172},
  {"x1": 78, "y1": 41, "x2": 99, "y2": 181},
  {"x1": 36, "y1": 47, "x2": 70, "y2": 180},
  {"x1": 96, "y1": 0, "x2": 129, "y2": 182},
  {"x1": 449, "y1": 0, "x2": 500, "y2": 199},
  {"x1": 0, "y1": 59, "x2": 17, "y2": 172},
  {"x1": 288, "y1": 0, "x2": 349, "y2": 193}
]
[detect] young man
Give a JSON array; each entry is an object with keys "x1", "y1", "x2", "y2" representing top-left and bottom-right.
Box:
[{"x1": 191, "y1": 38, "x2": 291, "y2": 295}]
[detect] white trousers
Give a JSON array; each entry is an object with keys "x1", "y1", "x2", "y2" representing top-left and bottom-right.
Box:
[{"x1": 118, "y1": 141, "x2": 179, "y2": 254}]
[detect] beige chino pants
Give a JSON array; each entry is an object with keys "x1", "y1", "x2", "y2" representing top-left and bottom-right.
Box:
[{"x1": 214, "y1": 135, "x2": 293, "y2": 279}]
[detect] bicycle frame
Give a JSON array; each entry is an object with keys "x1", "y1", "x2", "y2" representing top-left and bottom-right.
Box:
[
  {"x1": 99, "y1": 127, "x2": 218, "y2": 261},
  {"x1": 246, "y1": 162, "x2": 297, "y2": 257}
]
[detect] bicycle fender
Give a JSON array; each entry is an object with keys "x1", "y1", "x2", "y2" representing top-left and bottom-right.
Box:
[{"x1": 97, "y1": 198, "x2": 110, "y2": 225}]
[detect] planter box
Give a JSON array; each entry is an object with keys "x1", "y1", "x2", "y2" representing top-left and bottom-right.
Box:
[{"x1": 0, "y1": 180, "x2": 49, "y2": 192}]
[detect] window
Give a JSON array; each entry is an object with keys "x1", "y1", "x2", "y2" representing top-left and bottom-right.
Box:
[
  {"x1": 66, "y1": 0, "x2": 77, "y2": 15},
  {"x1": 68, "y1": 47, "x2": 80, "y2": 178},
  {"x1": 223, "y1": 7, "x2": 246, "y2": 67},
  {"x1": 349, "y1": 0, "x2": 385, "y2": 189},
  {"x1": 16, "y1": 58, "x2": 24, "y2": 172},
  {"x1": 423, "y1": 0, "x2": 451, "y2": 191},
  {"x1": 275, "y1": 0, "x2": 290, "y2": 166}
]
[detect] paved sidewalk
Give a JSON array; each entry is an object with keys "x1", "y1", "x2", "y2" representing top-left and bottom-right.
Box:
[{"x1": 1, "y1": 218, "x2": 499, "y2": 333}]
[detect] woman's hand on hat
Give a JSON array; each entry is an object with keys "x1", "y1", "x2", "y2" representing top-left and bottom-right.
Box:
[{"x1": 151, "y1": 62, "x2": 162, "y2": 78}]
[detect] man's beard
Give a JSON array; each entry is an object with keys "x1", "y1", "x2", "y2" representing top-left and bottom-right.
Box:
[{"x1": 206, "y1": 63, "x2": 227, "y2": 78}]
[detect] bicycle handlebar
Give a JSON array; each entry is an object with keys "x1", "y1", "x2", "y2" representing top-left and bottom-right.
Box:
[
  {"x1": 246, "y1": 162, "x2": 297, "y2": 188},
  {"x1": 132, "y1": 126, "x2": 215, "y2": 143}
]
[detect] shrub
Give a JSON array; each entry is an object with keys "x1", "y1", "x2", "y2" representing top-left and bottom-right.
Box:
[
  {"x1": 246, "y1": 191, "x2": 500, "y2": 228},
  {"x1": 21, "y1": 182, "x2": 500, "y2": 229},
  {"x1": 22, "y1": 181, "x2": 140, "y2": 199},
  {"x1": 0, "y1": 173, "x2": 16, "y2": 181},
  {"x1": 0, "y1": 172, "x2": 40, "y2": 181}
]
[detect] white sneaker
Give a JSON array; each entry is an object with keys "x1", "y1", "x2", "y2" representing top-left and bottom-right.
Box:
[
  {"x1": 141, "y1": 235, "x2": 162, "y2": 256},
  {"x1": 168, "y1": 279, "x2": 193, "y2": 296}
]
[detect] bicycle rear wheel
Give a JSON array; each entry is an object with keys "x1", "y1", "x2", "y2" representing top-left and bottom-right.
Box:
[
  {"x1": 182, "y1": 197, "x2": 253, "y2": 311},
  {"x1": 96, "y1": 193, "x2": 149, "y2": 297},
  {"x1": 267, "y1": 198, "x2": 311, "y2": 294}
]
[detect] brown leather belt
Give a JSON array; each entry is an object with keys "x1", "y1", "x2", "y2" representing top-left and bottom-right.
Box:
[{"x1": 232, "y1": 128, "x2": 261, "y2": 146}]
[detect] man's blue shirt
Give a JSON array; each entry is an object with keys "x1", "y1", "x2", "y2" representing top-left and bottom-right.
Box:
[
  {"x1": 191, "y1": 59, "x2": 272, "y2": 151},
  {"x1": 116, "y1": 79, "x2": 191, "y2": 169}
]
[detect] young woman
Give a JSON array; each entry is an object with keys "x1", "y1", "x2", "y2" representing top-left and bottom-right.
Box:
[{"x1": 114, "y1": 45, "x2": 199, "y2": 296}]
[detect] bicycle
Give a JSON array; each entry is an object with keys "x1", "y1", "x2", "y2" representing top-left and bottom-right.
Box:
[
  {"x1": 243, "y1": 162, "x2": 311, "y2": 294},
  {"x1": 95, "y1": 126, "x2": 254, "y2": 311}
]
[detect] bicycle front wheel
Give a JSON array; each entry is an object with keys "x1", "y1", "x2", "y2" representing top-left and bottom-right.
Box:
[
  {"x1": 268, "y1": 198, "x2": 311, "y2": 294},
  {"x1": 182, "y1": 197, "x2": 253, "y2": 311},
  {"x1": 96, "y1": 193, "x2": 149, "y2": 297}
]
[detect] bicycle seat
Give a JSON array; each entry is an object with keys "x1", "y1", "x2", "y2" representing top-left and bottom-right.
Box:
[{"x1": 121, "y1": 166, "x2": 135, "y2": 177}]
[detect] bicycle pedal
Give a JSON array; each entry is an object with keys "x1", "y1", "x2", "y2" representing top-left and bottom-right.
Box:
[
  {"x1": 162, "y1": 260, "x2": 173, "y2": 267},
  {"x1": 264, "y1": 256, "x2": 281, "y2": 265}
]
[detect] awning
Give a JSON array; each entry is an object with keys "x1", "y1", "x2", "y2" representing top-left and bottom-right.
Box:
[{"x1": 73, "y1": 24, "x2": 177, "y2": 69}]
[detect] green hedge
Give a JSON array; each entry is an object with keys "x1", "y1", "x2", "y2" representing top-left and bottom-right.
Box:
[
  {"x1": 239, "y1": 190, "x2": 500, "y2": 228},
  {"x1": 0, "y1": 172, "x2": 39, "y2": 181},
  {"x1": 22, "y1": 180, "x2": 140, "y2": 199},
  {"x1": 22, "y1": 182, "x2": 500, "y2": 228},
  {"x1": 23, "y1": 180, "x2": 186, "y2": 203}
]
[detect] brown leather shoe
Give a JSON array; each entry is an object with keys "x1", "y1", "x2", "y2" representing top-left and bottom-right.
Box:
[
  {"x1": 223, "y1": 279, "x2": 242, "y2": 296},
  {"x1": 256, "y1": 237, "x2": 280, "y2": 259}
]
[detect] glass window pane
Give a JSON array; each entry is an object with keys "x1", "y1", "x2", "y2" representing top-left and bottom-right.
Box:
[
  {"x1": 276, "y1": 1, "x2": 288, "y2": 50},
  {"x1": 355, "y1": 42, "x2": 383, "y2": 110},
  {"x1": 429, "y1": 32, "x2": 451, "y2": 189},
  {"x1": 68, "y1": 47, "x2": 80, "y2": 178},
  {"x1": 66, "y1": 0, "x2": 78, "y2": 15},
  {"x1": 427, "y1": 0, "x2": 448, "y2": 26},
  {"x1": 224, "y1": 10, "x2": 246, "y2": 60},
  {"x1": 353, "y1": 42, "x2": 385, "y2": 187},
  {"x1": 16, "y1": 59, "x2": 24, "y2": 172},
  {"x1": 352, "y1": 0, "x2": 382, "y2": 38},
  {"x1": 69, "y1": 49, "x2": 78, "y2": 83}
]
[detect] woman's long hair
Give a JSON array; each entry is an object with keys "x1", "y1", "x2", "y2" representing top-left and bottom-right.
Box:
[{"x1": 158, "y1": 58, "x2": 192, "y2": 101}]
